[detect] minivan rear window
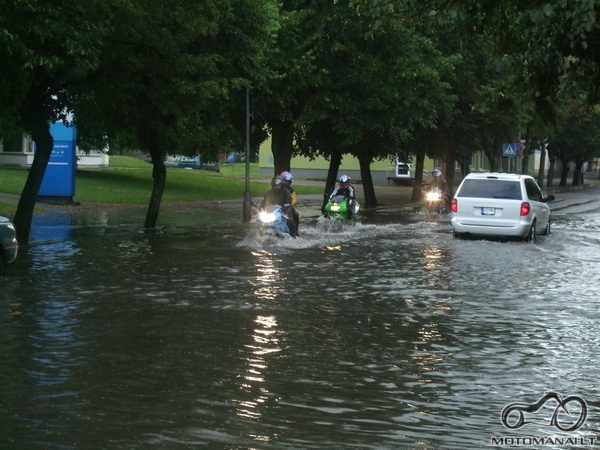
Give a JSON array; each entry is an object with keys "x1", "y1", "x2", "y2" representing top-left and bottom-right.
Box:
[{"x1": 457, "y1": 179, "x2": 522, "y2": 200}]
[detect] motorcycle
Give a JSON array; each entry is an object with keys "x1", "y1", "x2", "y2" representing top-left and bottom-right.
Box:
[
  {"x1": 323, "y1": 194, "x2": 359, "y2": 224},
  {"x1": 257, "y1": 205, "x2": 291, "y2": 238},
  {"x1": 425, "y1": 187, "x2": 449, "y2": 215}
]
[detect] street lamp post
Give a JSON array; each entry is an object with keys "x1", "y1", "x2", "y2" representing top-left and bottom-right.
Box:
[{"x1": 243, "y1": 89, "x2": 252, "y2": 223}]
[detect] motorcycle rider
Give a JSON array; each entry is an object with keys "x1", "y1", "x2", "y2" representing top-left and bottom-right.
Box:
[
  {"x1": 280, "y1": 171, "x2": 297, "y2": 206},
  {"x1": 280, "y1": 171, "x2": 300, "y2": 236},
  {"x1": 328, "y1": 175, "x2": 358, "y2": 223},
  {"x1": 428, "y1": 168, "x2": 450, "y2": 211},
  {"x1": 261, "y1": 175, "x2": 298, "y2": 237}
]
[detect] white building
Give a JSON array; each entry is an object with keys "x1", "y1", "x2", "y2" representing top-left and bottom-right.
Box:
[{"x1": 0, "y1": 133, "x2": 109, "y2": 167}]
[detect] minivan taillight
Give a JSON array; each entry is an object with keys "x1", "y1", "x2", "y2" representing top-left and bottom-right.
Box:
[
  {"x1": 520, "y1": 202, "x2": 531, "y2": 216},
  {"x1": 451, "y1": 198, "x2": 458, "y2": 213}
]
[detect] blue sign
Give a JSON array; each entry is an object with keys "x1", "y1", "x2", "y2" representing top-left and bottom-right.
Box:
[
  {"x1": 38, "y1": 122, "x2": 77, "y2": 199},
  {"x1": 503, "y1": 144, "x2": 516, "y2": 157}
]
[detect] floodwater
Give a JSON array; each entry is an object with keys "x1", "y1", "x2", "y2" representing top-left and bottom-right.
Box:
[{"x1": 1, "y1": 197, "x2": 599, "y2": 449}]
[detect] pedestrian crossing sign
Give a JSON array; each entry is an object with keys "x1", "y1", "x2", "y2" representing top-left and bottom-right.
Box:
[{"x1": 503, "y1": 144, "x2": 516, "y2": 157}]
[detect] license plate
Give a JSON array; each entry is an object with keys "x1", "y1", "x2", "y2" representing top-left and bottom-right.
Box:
[{"x1": 481, "y1": 207, "x2": 496, "y2": 215}]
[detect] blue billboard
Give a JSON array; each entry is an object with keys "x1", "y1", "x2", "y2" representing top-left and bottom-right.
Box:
[{"x1": 38, "y1": 122, "x2": 77, "y2": 199}]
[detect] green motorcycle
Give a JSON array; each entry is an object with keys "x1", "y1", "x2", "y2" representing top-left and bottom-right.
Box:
[{"x1": 324, "y1": 194, "x2": 358, "y2": 224}]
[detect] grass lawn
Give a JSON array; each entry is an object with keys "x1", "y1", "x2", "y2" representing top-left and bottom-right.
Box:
[
  {"x1": 0, "y1": 202, "x2": 13, "y2": 215},
  {"x1": 0, "y1": 156, "x2": 323, "y2": 208}
]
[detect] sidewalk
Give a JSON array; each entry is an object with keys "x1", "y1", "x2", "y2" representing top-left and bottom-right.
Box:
[
  {"x1": 360, "y1": 180, "x2": 600, "y2": 212},
  {"x1": 1, "y1": 179, "x2": 598, "y2": 212},
  {"x1": 0, "y1": 192, "x2": 20, "y2": 205},
  {"x1": 543, "y1": 183, "x2": 600, "y2": 212}
]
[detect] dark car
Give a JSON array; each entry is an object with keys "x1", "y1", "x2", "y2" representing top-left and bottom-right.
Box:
[
  {"x1": 176, "y1": 155, "x2": 203, "y2": 169},
  {"x1": 0, "y1": 215, "x2": 18, "y2": 273}
]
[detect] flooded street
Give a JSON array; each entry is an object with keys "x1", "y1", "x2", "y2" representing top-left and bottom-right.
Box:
[{"x1": 1, "y1": 197, "x2": 600, "y2": 448}]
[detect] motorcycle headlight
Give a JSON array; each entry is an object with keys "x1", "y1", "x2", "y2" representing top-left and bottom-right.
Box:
[
  {"x1": 426, "y1": 192, "x2": 441, "y2": 201},
  {"x1": 258, "y1": 211, "x2": 277, "y2": 223},
  {"x1": 330, "y1": 205, "x2": 341, "y2": 211}
]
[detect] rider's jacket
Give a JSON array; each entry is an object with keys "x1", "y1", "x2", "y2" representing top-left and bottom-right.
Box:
[
  {"x1": 330, "y1": 184, "x2": 356, "y2": 201},
  {"x1": 261, "y1": 187, "x2": 291, "y2": 209},
  {"x1": 429, "y1": 177, "x2": 448, "y2": 193},
  {"x1": 283, "y1": 184, "x2": 297, "y2": 206}
]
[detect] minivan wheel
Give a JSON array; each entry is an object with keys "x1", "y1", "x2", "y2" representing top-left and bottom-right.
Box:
[
  {"x1": 542, "y1": 220, "x2": 551, "y2": 236},
  {"x1": 525, "y1": 222, "x2": 536, "y2": 243}
]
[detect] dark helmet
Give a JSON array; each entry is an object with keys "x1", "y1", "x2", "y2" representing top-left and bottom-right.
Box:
[
  {"x1": 280, "y1": 171, "x2": 293, "y2": 182},
  {"x1": 271, "y1": 175, "x2": 284, "y2": 187},
  {"x1": 339, "y1": 175, "x2": 351, "y2": 186}
]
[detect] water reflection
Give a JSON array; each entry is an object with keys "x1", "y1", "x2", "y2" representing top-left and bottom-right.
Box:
[
  {"x1": 250, "y1": 250, "x2": 285, "y2": 301},
  {"x1": 228, "y1": 251, "x2": 291, "y2": 444},
  {"x1": 422, "y1": 245, "x2": 443, "y2": 270},
  {"x1": 236, "y1": 315, "x2": 283, "y2": 421},
  {"x1": 30, "y1": 211, "x2": 79, "y2": 273}
]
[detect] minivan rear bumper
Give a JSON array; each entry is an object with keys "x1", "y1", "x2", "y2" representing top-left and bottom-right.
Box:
[{"x1": 451, "y1": 216, "x2": 532, "y2": 238}]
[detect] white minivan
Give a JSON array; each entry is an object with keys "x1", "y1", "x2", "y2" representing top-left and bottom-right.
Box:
[{"x1": 450, "y1": 173, "x2": 554, "y2": 241}]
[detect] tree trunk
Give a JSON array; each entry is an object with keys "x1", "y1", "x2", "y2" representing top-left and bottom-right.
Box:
[
  {"x1": 546, "y1": 147, "x2": 555, "y2": 186},
  {"x1": 411, "y1": 152, "x2": 425, "y2": 202},
  {"x1": 144, "y1": 153, "x2": 167, "y2": 228},
  {"x1": 537, "y1": 146, "x2": 546, "y2": 187},
  {"x1": 572, "y1": 160, "x2": 584, "y2": 186},
  {"x1": 359, "y1": 156, "x2": 377, "y2": 207},
  {"x1": 460, "y1": 162, "x2": 470, "y2": 179},
  {"x1": 13, "y1": 120, "x2": 53, "y2": 245},
  {"x1": 322, "y1": 151, "x2": 342, "y2": 212},
  {"x1": 325, "y1": 151, "x2": 342, "y2": 195},
  {"x1": 559, "y1": 160, "x2": 569, "y2": 186},
  {"x1": 444, "y1": 144, "x2": 457, "y2": 197},
  {"x1": 483, "y1": 147, "x2": 497, "y2": 172},
  {"x1": 271, "y1": 119, "x2": 294, "y2": 176},
  {"x1": 521, "y1": 153, "x2": 529, "y2": 175},
  {"x1": 547, "y1": 160, "x2": 555, "y2": 186}
]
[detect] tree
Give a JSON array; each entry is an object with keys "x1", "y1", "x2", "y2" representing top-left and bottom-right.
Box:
[
  {"x1": 299, "y1": 1, "x2": 456, "y2": 206},
  {"x1": 366, "y1": 1, "x2": 600, "y2": 115},
  {"x1": 252, "y1": 0, "x2": 322, "y2": 176},
  {"x1": 74, "y1": 0, "x2": 278, "y2": 228},
  {"x1": 350, "y1": 1, "x2": 529, "y2": 195},
  {"x1": 547, "y1": 99, "x2": 600, "y2": 186},
  {"x1": 0, "y1": 1, "x2": 111, "y2": 244}
]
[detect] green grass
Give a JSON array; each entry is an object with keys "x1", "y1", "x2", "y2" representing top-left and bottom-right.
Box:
[
  {"x1": 0, "y1": 156, "x2": 323, "y2": 206},
  {"x1": 108, "y1": 155, "x2": 153, "y2": 169},
  {"x1": 0, "y1": 202, "x2": 14, "y2": 216},
  {"x1": 217, "y1": 161, "x2": 260, "y2": 178},
  {"x1": 75, "y1": 167, "x2": 271, "y2": 203},
  {"x1": 0, "y1": 168, "x2": 27, "y2": 195}
]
